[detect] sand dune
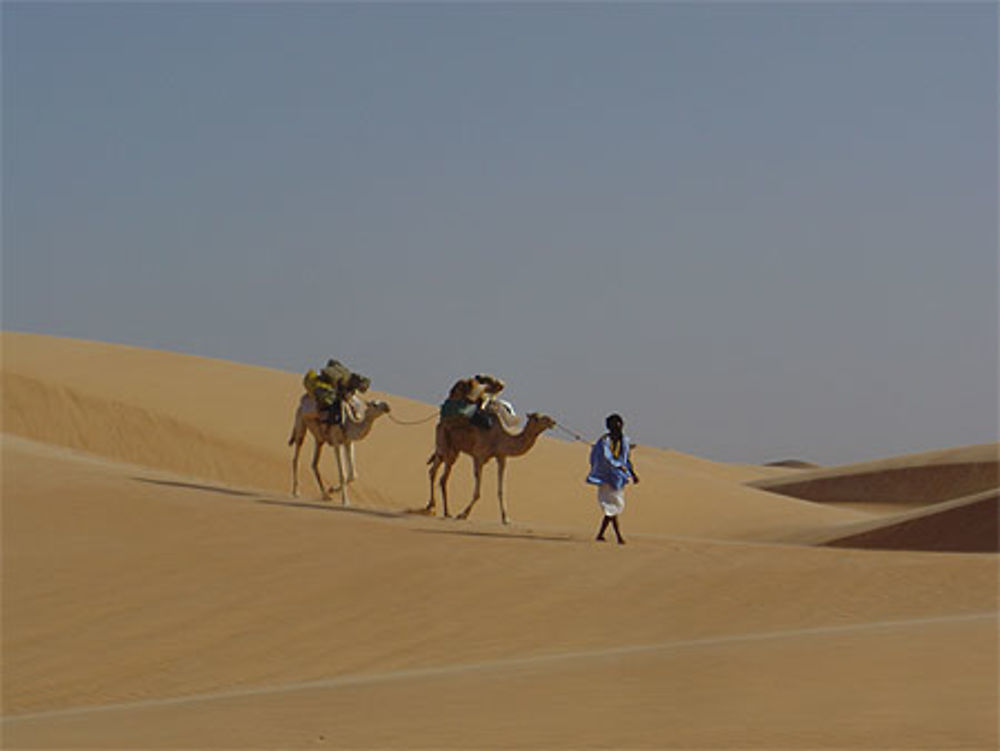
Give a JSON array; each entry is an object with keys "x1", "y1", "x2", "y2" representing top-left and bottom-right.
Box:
[
  {"x1": 3, "y1": 332, "x2": 998, "y2": 749},
  {"x1": 749, "y1": 442, "x2": 999, "y2": 510},
  {"x1": 764, "y1": 458, "x2": 821, "y2": 469},
  {"x1": 820, "y1": 489, "x2": 1000, "y2": 553},
  {"x1": 1, "y1": 331, "x2": 865, "y2": 541}
]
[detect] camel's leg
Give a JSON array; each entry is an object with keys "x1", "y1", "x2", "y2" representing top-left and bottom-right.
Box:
[
  {"x1": 423, "y1": 422, "x2": 456, "y2": 515},
  {"x1": 289, "y1": 414, "x2": 309, "y2": 497},
  {"x1": 327, "y1": 443, "x2": 344, "y2": 493},
  {"x1": 456, "y1": 457, "x2": 485, "y2": 520},
  {"x1": 344, "y1": 442, "x2": 357, "y2": 484},
  {"x1": 425, "y1": 454, "x2": 442, "y2": 514},
  {"x1": 496, "y1": 456, "x2": 510, "y2": 525},
  {"x1": 333, "y1": 443, "x2": 350, "y2": 506},
  {"x1": 291, "y1": 435, "x2": 304, "y2": 498},
  {"x1": 311, "y1": 440, "x2": 331, "y2": 501},
  {"x1": 439, "y1": 458, "x2": 457, "y2": 519}
]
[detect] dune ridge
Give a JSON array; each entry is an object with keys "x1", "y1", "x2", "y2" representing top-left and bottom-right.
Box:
[
  {"x1": 749, "y1": 442, "x2": 999, "y2": 507},
  {"x1": 3, "y1": 371, "x2": 287, "y2": 491},
  {"x1": 747, "y1": 439, "x2": 999, "y2": 553}
]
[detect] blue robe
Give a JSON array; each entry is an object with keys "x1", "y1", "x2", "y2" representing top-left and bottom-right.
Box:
[{"x1": 586, "y1": 433, "x2": 635, "y2": 491}]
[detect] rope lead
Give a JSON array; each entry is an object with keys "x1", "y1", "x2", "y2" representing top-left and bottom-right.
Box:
[
  {"x1": 554, "y1": 422, "x2": 589, "y2": 444},
  {"x1": 386, "y1": 410, "x2": 439, "y2": 426},
  {"x1": 385, "y1": 405, "x2": 590, "y2": 443}
]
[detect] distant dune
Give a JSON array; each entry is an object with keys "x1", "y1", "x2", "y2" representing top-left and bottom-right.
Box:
[
  {"x1": 750, "y1": 441, "x2": 1000, "y2": 553},
  {"x1": 3, "y1": 331, "x2": 997, "y2": 749},
  {"x1": 750, "y1": 443, "x2": 998, "y2": 508},
  {"x1": 764, "y1": 458, "x2": 821, "y2": 469}
]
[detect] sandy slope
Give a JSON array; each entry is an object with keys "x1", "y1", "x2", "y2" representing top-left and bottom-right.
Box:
[
  {"x1": 2, "y1": 332, "x2": 998, "y2": 749},
  {"x1": 0, "y1": 331, "x2": 866, "y2": 541}
]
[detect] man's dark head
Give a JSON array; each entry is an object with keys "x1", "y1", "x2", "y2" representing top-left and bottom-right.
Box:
[
  {"x1": 474, "y1": 374, "x2": 505, "y2": 394},
  {"x1": 605, "y1": 413, "x2": 624, "y2": 433},
  {"x1": 346, "y1": 372, "x2": 370, "y2": 393}
]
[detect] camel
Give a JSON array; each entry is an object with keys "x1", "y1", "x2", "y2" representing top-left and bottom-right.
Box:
[
  {"x1": 288, "y1": 394, "x2": 391, "y2": 504},
  {"x1": 422, "y1": 411, "x2": 556, "y2": 525}
]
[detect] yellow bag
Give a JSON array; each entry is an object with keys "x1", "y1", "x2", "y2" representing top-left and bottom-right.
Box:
[
  {"x1": 303, "y1": 369, "x2": 337, "y2": 407},
  {"x1": 303, "y1": 369, "x2": 320, "y2": 395}
]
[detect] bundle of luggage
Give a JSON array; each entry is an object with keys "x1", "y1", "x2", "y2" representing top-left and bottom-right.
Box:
[
  {"x1": 439, "y1": 373, "x2": 506, "y2": 430},
  {"x1": 303, "y1": 359, "x2": 370, "y2": 426},
  {"x1": 302, "y1": 365, "x2": 509, "y2": 431}
]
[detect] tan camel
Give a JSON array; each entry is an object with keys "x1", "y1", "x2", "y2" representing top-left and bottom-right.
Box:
[
  {"x1": 288, "y1": 395, "x2": 391, "y2": 504},
  {"x1": 422, "y1": 411, "x2": 556, "y2": 525}
]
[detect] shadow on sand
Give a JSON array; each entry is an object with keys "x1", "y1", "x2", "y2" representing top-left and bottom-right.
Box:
[
  {"x1": 411, "y1": 526, "x2": 577, "y2": 544},
  {"x1": 132, "y1": 477, "x2": 260, "y2": 498},
  {"x1": 130, "y1": 479, "x2": 576, "y2": 543},
  {"x1": 256, "y1": 498, "x2": 405, "y2": 520}
]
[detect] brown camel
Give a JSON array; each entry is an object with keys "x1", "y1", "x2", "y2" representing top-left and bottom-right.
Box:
[
  {"x1": 422, "y1": 411, "x2": 556, "y2": 525},
  {"x1": 288, "y1": 395, "x2": 391, "y2": 504}
]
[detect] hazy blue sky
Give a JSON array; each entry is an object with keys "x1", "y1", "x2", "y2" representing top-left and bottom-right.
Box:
[{"x1": 3, "y1": 2, "x2": 997, "y2": 465}]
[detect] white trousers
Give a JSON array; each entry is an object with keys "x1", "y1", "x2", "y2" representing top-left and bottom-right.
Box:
[{"x1": 597, "y1": 483, "x2": 626, "y2": 517}]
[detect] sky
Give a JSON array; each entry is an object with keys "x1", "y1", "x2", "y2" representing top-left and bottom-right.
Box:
[{"x1": 3, "y1": 1, "x2": 997, "y2": 466}]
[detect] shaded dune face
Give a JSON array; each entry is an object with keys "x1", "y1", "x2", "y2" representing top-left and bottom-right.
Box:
[
  {"x1": 749, "y1": 445, "x2": 999, "y2": 553},
  {"x1": 823, "y1": 490, "x2": 999, "y2": 553},
  {"x1": 750, "y1": 448, "x2": 998, "y2": 507},
  {"x1": 2, "y1": 371, "x2": 291, "y2": 492}
]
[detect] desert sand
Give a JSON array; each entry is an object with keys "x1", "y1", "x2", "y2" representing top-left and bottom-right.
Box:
[{"x1": 2, "y1": 331, "x2": 997, "y2": 749}]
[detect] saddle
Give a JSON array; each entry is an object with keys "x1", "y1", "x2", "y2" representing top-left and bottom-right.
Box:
[
  {"x1": 469, "y1": 409, "x2": 496, "y2": 430},
  {"x1": 440, "y1": 399, "x2": 496, "y2": 430}
]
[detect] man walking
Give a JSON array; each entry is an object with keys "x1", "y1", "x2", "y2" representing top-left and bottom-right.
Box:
[{"x1": 586, "y1": 413, "x2": 639, "y2": 544}]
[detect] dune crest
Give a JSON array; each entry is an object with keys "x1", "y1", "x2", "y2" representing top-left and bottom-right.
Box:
[{"x1": 749, "y1": 443, "x2": 999, "y2": 508}]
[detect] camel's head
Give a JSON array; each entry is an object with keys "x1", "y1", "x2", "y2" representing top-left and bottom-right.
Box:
[
  {"x1": 368, "y1": 399, "x2": 391, "y2": 415},
  {"x1": 526, "y1": 412, "x2": 556, "y2": 432}
]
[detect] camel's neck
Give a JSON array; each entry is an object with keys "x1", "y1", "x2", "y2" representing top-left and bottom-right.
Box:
[
  {"x1": 345, "y1": 406, "x2": 382, "y2": 440},
  {"x1": 498, "y1": 423, "x2": 547, "y2": 457}
]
